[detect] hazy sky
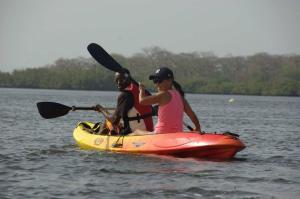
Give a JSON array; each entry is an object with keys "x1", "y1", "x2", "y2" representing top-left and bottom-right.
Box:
[{"x1": 0, "y1": 0, "x2": 299, "y2": 72}]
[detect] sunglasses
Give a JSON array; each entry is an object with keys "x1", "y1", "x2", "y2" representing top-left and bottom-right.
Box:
[{"x1": 152, "y1": 78, "x2": 164, "y2": 84}]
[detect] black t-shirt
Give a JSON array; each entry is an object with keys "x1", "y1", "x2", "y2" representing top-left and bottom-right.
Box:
[{"x1": 112, "y1": 91, "x2": 134, "y2": 134}]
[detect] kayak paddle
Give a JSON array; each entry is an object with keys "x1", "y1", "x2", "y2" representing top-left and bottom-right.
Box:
[
  {"x1": 36, "y1": 102, "x2": 114, "y2": 119},
  {"x1": 87, "y1": 43, "x2": 123, "y2": 73},
  {"x1": 87, "y1": 43, "x2": 152, "y2": 94}
]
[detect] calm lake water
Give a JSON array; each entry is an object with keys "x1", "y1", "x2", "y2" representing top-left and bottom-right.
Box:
[{"x1": 0, "y1": 88, "x2": 299, "y2": 199}]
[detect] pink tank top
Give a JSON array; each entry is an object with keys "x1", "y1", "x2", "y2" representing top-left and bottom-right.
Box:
[{"x1": 155, "y1": 90, "x2": 184, "y2": 133}]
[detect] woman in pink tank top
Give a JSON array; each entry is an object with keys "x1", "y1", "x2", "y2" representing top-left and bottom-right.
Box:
[{"x1": 139, "y1": 67, "x2": 201, "y2": 133}]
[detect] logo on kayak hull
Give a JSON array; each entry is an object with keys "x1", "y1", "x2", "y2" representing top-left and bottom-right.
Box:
[
  {"x1": 132, "y1": 141, "x2": 145, "y2": 148},
  {"x1": 94, "y1": 138, "x2": 104, "y2": 145}
]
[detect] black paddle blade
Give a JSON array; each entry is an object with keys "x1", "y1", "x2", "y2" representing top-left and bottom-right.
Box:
[
  {"x1": 36, "y1": 102, "x2": 72, "y2": 119},
  {"x1": 87, "y1": 42, "x2": 152, "y2": 96},
  {"x1": 87, "y1": 43, "x2": 123, "y2": 73}
]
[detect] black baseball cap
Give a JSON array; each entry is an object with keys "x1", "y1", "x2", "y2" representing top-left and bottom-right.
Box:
[{"x1": 149, "y1": 67, "x2": 174, "y2": 82}]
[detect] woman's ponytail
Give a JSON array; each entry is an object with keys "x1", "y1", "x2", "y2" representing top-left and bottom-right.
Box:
[{"x1": 173, "y1": 81, "x2": 185, "y2": 97}]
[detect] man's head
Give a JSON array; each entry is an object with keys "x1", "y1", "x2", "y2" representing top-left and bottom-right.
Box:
[{"x1": 114, "y1": 69, "x2": 131, "y2": 91}]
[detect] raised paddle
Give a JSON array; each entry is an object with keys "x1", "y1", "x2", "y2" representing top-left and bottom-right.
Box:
[
  {"x1": 87, "y1": 43, "x2": 151, "y2": 95},
  {"x1": 87, "y1": 43, "x2": 123, "y2": 73},
  {"x1": 36, "y1": 102, "x2": 114, "y2": 119}
]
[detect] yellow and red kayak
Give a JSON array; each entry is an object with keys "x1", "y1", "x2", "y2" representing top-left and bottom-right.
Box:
[{"x1": 73, "y1": 122, "x2": 246, "y2": 159}]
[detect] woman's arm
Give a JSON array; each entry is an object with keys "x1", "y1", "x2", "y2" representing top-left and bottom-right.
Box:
[
  {"x1": 183, "y1": 98, "x2": 201, "y2": 132},
  {"x1": 139, "y1": 83, "x2": 168, "y2": 106}
]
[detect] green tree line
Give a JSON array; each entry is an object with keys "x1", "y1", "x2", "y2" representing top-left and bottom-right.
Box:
[{"x1": 1, "y1": 48, "x2": 300, "y2": 96}]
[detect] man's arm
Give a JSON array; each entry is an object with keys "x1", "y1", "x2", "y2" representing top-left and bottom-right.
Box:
[{"x1": 112, "y1": 91, "x2": 134, "y2": 126}]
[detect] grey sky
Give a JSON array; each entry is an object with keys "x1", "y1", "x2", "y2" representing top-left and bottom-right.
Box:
[{"x1": 0, "y1": 0, "x2": 299, "y2": 72}]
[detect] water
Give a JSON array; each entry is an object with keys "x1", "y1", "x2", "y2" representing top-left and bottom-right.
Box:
[{"x1": 0, "y1": 88, "x2": 299, "y2": 199}]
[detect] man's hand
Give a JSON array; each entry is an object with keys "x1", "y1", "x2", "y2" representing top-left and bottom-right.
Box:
[{"x1": 95, "y1": 104, "x2": 104, "y2": 112}]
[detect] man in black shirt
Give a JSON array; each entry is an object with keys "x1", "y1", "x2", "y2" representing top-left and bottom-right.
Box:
[
  {"x1": 97, "y1": 70, "x2": 134, "y2": 135},
  {"x1": 97, "y1": 68, "x2": 154, "y2": 135},
  {"x1": 111, "y1": 71, "x2": 135, "y2": 134}
]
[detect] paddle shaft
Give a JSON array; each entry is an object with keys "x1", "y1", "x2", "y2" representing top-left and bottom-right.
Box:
[
  {"x1": 72, "y1": 106, "x2": 115, "y2": 111},
  {"x1": 72, "y1": 106, "x2": 95, "y2": 111},
  {"x1": 184, "y1": 122, "x2": 194, "y2": 131}
]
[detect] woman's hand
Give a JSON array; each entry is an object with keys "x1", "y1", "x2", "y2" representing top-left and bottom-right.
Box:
[
  {"x1": 139, "y1": 82, "x2": 145, "y2": 92},
  {"x1": 195, "y1": 126, "x2": 202, "y2": 133}
]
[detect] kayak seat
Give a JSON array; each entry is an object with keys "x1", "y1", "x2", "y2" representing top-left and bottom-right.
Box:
[{"x1": 78, "y1": 122, "x2": 103, "y2": 134}]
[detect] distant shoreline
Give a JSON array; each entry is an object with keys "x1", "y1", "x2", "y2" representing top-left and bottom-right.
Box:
[
  {"x1": 1, "y1": 51, "x2": 299, "y2": 96},
  {"x1": 1, "y1": 87, "x2": 299, "y2": 97}
]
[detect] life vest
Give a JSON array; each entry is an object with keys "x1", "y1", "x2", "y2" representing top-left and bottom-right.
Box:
[{"x1": 125, "y1": 83, "x2": 154, "y2": 131}]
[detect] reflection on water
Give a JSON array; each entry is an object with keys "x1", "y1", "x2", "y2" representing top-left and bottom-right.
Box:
[{"x1": 0, "y1": 88, "x2": 299, "y2": 199}]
